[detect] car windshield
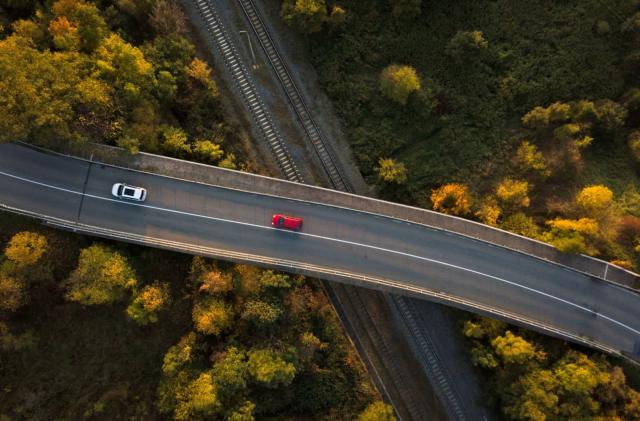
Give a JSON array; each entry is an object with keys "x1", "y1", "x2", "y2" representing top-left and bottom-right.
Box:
[
  {"x1": 279, "y1": 217, "x2": 284, "y2": 226},
  {"x1": 124, "y1": 187, "x2": 136, "y2": 196}
]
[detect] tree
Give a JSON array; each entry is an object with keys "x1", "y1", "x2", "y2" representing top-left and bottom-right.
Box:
[
  {"x1": 357, "y1": 401, "x2": 396, "y2": 421},
  {"x1": 476, "y1": 198, "x2": 501, "y2": 226},
  {"x1": 280, "y1": 0, "x2": 327, "y2": 34},
  {"x1": 186, "y1": 58, "x2": 218, "y2": 96},
  {"x1": 51, "y1": 0, "x2": 108, "y2": 52},
  {"x1": 500, "y1": 213, "x2": 539, "y2": 238},
  {"x1": 576, "y1": 185, "x2": 614, "y2": 213},
  {"x1": 192, "y1": 296, "x2": 233, "y2": 335},
  {"x1": 162, "y1": 332, "x2": 197, "y2": 376},
  {"x1": 116, "y1": 135, "x2": 141, "y2": 154},
  {"x1": 431, "y1": 183, "x2": 472, "y2": 216},
  {"x1": 198, "y1": 269, "x2": 232, "y2": 295},
  {"x1": 259, "y1": 270, "x2": 293, "y2": 290},
  {"x1": 622, "y1": 12, "x2": 640, "y2": 33},
  {"x1": 212, "y1": 347, "x2": 248, "y2": 396},
  {"x1": 94, "y1": 33, "x2": 154, "y2": 94},
  {"x1": 4, "y1": 231, "x2": 47, "y2": 267},
  {"x1": 522, "y1": 106, "x2": 550, "y2": 129},
  {"x1": 0, "y1": 274, "x2": 25, "y2": 312},
  {"x1": 496, "y1": 179, "x2": 530, "y2": 211},
  {"x1": 247, "y1": 348, "x2": 296, "y2": 388},
  {"x1": 327, "y1": 6, "x2": 346, "y2": 30},
  {"x1": 49, "y1": 16, "x2": 80, "y2": 51},
  {"x1": 149, "y1": 0, "x2": 187, "y2": 36},
  {"x1": 594, "y1": 99, "x2": 627, "y2": 130},
  {"x1": 218, "y1": 153, "x2": 237, "y2": 169},
  {"x1": 379, "y1": 64, "x2": 421, "y2": 105},
  {"x1": 193, "y1": 139, "x2": 224, "y2": 163},
  {"x1": 241, "y1": 299, "x2": 283, "y2": 326},
  {"x1": 547, "y1": 102, "x2": 572, "y2": 123},
  {"x1": 161, "y1": 125, "x2": 191, "y2": 157},
  {"x1": 491, "y1": 331, "x2": 542, "y2": 365},
  {"x1": 514, "y1": 141, "x2": 548, "y2": 175},
  {"x1": 375, "y1": 158, "x2": 407, "y2": 184},
  {"x1": 503, "y1": 369, "x2": 559, "y2": 421},
  {"x1": 174, "y1": 372, "x2": 220, "y2": 420},
  {"x1": 390, "y1": 0, "x2": 421, "y2": 18},
  {"x1": 226, "y1": 400, "x2": 255, "y2": 421},
  {"x1": 445, "y1": 30, "x2": 488, "y2": 61},
  {"x1": 546, "y1": 218, "x2": 599, "y2": 236},
  {"x1": 126, "y1": 282, "x2": 170, "y2": 325},
  {"x1": 554, "y1": 351, "x2": 608, "y2": 396},
  {"x1": 64, "y1": 244, "x2": 137, "y2": 305}
]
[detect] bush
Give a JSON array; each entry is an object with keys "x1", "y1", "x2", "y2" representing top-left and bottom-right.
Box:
[{"x1": 430, "y1": 183, "x2": 472, "y2": 216}]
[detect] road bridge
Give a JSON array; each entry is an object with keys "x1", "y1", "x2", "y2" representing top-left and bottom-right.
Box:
[{"x1": 1, "y1": 143, "x2": 640, "y2": 362}]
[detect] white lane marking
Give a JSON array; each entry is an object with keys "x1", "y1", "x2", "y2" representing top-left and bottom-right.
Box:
[{"x1": 2, "y1": 169, "x2": 639, "y2": 336}]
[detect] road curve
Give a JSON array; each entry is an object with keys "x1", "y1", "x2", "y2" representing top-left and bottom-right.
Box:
[{"x1": 1, "y1": 143, "x2": 640, "y2": 360}]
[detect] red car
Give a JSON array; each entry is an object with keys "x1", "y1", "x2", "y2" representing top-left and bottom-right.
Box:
[{"x1": 272, "y1": 214, "x2": 303, "y2": 231}]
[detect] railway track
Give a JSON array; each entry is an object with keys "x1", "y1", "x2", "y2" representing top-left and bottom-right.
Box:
[
  {"x1": 189, "y1": 0, "x2": 469, "y2": 419},
  {"x1": 236, "y1": 0, "x2": 352, "y2": 192},
  {"x1": 191, "y1": 0, "x2": 303, "y2": 183}
]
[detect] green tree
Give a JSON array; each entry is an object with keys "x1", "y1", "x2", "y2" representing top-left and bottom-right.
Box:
[
  {"x1": 4, "y1": 231, "x2": 47, "y2": 268},
  {"x1": 126, "y1": 282, "x2": 170, "y2": 325},
  {"x1": 64, "y1": 244, "x2": 137, "y2": 305},
  {"x1": 162, "y1": 332, "x2": 197, "y2": 376},
  {"x1": 445, "y1": 30, "x2": 488, "y2": 61},
  {"x1": 241, "y1": 299, "x2": 283, "y2": 326},
  {"x1": 212, "y1": 347, "x2": 248, "y2": 396},
  {"x1": 192, "y1": 296, "x2": 233, "y2": 335},
  {"x1": 259, "y1": 270, "x2": 292, "y2": 290},
  {"x1": 280, "y1": 0, "x2": 327, "y2": 34},
  {"x1": 247, "y1": 348, "x2": 296, "y2": 388},
  {"x1": 379, "y1": 64, "x2": 421, "y2": 105},
  {"x1": 226, "y1": 400, "x2": 255, "y2": 421},
  {"x1": 499, "y1": 213, "x2": 539, "y2": 239},
  {"x1": 357, "y1": 401, "x2": 396, "y2": 421},
  {"x1": 376, "y1": 158, "x2": 408, "y2": 184}
]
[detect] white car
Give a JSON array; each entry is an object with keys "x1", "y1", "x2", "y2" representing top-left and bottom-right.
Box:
[{"x1": 111, "y1": 183, "x2": 147, "y2": 202}]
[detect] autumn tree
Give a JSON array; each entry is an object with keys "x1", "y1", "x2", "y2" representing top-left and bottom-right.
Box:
[
  {"x1": 49, "y1": 16, "x2": 80, "y2": 51},
  {"x1": 327, "y1": 5, "x2": 346, "y2": 30},
  {"x1": 161, "y1": 125, "x2": 191, "y2": 157},
  {"x1": 0, "y1": 274, "x2": 25, "y2": 312},
  {"x1": 193, "y1": 139, "x2": 224, "y2": 163},
  {"x1": 259, "y1": 270, "x2": 293, "y2": 291},
  {"x1": 226, "y1": 400, "x2": 256, "y2": 421},
  {"x1": 357, "y1": 401, "x2": 396, "y2": 421},
  {"x1": 514, "y1": 141, "x2": 548, "y2": 176},
  {"x1": 174, "y1": 372, "x2": 220, "y2": 420},
  {"x1": 64, "y1": 244, "x2": 137, "y2": 305},
  {"x1": 629, "y1": 130, "x2": 640, "y2": 162},
  {"x1": 162, "y1": 332, "x2": 197, "y2": 376},
  {"x1": 375, "y1": 158, "x2": 408, "y2": 184},
  {"x1": 491, "y1": 331, "x2": 543, "y2": 365},
  {"x1": 500, "y1": 213, "x2": 539, "y2": 239},
  {"x1": 280, "y1": 0, "x2": 328, "y2": 34},
  {"x1": 379, "y1": 64, "x2": 421, "y2": 105},
  {"x1": 149, "y1": 0, "x2": 187, "y2": 36},
  {"x1": 192, "y1": 296, "x2": 233, "y2": 335},
  {"x1": 576, "y1": 185, "x2": 614, "y2": 214},
  {"x1": 496, "y1": 179, "x2": 530, "y2": 212},
  {"x1": 247, "y1": 348, "x2": 296, "y2": 388},
  {"x1": 4, "y1": 231, "x2": 47, "y2": 268},
  {"x1": 51, "y1": 0, "x2": 108, "y2": 52},
  {"x1": 594, "y1": 99, "x2": 627, "y2": 130},
  {"x1": 445, "y1": 30, "x2": 488, "y2": 61},
  {"x1": 126, "y1": 282, "x2": 170, "y2": 325},
  {"x1": 522, "y1": 106, "x2": 550, "y2": 129},
  {"x1": 430, "y1": 183, "x2": 472, "y2": 216},
  {"x1": 476, "y1": 198, "x2": 501, "y2": 226},
  {"x1": 241, "y1": 299, "x2": 283, "y2": 326}
]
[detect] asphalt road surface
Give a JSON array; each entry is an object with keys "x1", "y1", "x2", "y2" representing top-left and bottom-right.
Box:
[{"x1": 2, "y1": 143, "x2": 640, "y2": 360}]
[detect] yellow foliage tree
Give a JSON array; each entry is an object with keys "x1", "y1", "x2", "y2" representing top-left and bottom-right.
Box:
[
  {"x1": 496, "y1": 179, "x2": 530, "y2": 210},
  {"x1": 192, "y1": 297, "x2": 233, "y2": 335},
  {"x1": 0, "y1": 274, "x2": 25, "y2": 312},
  {"x1": 4, "y1": 231, "x2": 48, "y2": 268},
  {"x1": 430, "y1": 183, "x2": 472, "y2": 216},
  {"x1": 491, "y1": 331, "x2": 543, "y2": 365},
  {"x1": 174, "y1": 372, "x2": 220, "y2": 420},
  {"x1": 515, "y1": 140, "x2": 548, "y2": 175},
  {"x1": 127, "y1": 282, "x2": 170, "y2": 325},
  {"x1": 476, "y1": 198, "x2": 501, "y2": 226},
  {"x1": 48, "y1": 16, "x2": 80, "y2": 51},
  {"x1": 546, "y1": 218, "x2": 599, "y2": 235},
  {"x1": 198, "y1": 270, "x2": 232, "y2": 295},
  {"x1": 576, "y1": 185, "x2": 614, "y2": 213},
  {"x1": 376, "y1": 158, "x2": 407, "y2": 184},
  {"x1": 379, "y1": 64, "x2": 421, "y2": 105}
]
